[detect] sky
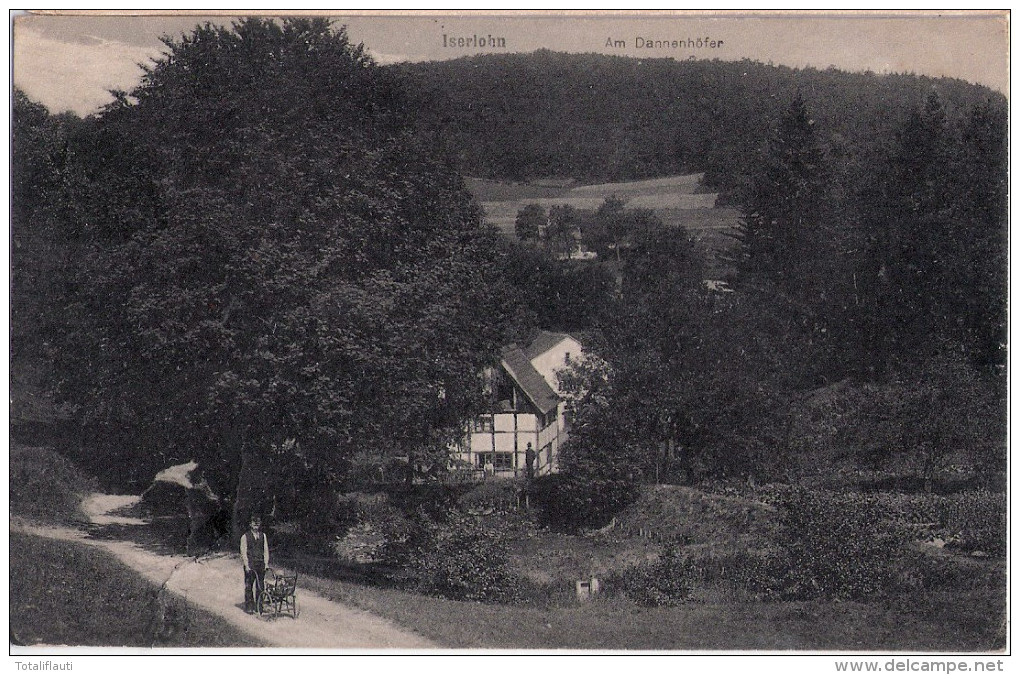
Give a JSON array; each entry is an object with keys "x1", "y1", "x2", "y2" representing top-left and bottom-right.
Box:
[{"x1": 12, "y1": 11, "x2": 1009, "y2": 116}]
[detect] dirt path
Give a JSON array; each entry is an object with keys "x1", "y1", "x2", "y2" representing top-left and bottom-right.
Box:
[{"x1": 14, "y1": 494, "x2": 437, "y2": 649}]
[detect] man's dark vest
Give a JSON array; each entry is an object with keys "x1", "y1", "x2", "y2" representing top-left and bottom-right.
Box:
[{"x1": 245, "y1": 531, "x2": 266, "y2": 566}]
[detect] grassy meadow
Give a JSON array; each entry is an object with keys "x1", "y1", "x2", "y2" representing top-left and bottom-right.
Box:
[
  {"x1": 298, "y1": 570, "x2": 1003, "y2": 651},
  {"x1": 10, "y1": 532, "x2": 262, "y2": 648},
  {"x1": 465, "y1": 174, "x2": 741, "y2": 276}
]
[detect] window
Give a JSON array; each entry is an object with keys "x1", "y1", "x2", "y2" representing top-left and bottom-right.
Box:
[
  {"x1": 471, "y1": 415, "x2": 493, "y2": 433},
  {"x1": 475, "y1": 452, "x2": 513, "y2": 470}
]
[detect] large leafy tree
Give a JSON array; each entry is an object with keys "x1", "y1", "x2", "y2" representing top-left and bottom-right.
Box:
[
  {"x1": 544, "y1": 204, "x2": 580, "y2": 258},
  {"x1": 45, "y1": 19, "x2": 526, "y2": 531},
  {"x1": 558, "y1": 215, "x2": 836, "y2": 494},
  {"x1": 514, "y1": 203, "x2": 545, "y2": 241},
  {"x1": 12, "y1": 93, "x2": 85, "y2": 359},
  {"x1": 584, "y1": 196, "x2": 660, "y2": 262}
]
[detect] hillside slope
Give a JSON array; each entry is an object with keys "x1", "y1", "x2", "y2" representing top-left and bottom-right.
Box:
[{"x1": 392, "y1": 51, "x2": 1004, "y2": 193}]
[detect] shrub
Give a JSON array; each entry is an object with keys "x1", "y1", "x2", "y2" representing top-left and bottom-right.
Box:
[
  {"x1": 715, "y1": 548, "x2": 793, "y2": 602},
  {"x1": 531, "y1": 472, "x2": 640, "y2": 532},
  {"x1": 281, "y1": 485, "x2": 359, "y2": 555},
  {"x1": 890, "y1": 549, "x2": 965, "y2": 593},
  {"x1": 823, "y1": 489, "x2": 1006, "y2": 558},
  {"x1": 385, "y1": 483, "x2": 462, "y2": 522},
  {"x1": 372, "y1": 502, "x2": 428, "y2": 568},
  {"x1": 772, "y1": 488, "x2": 905, "y2": 600},
  {"x1": 937, "y1": 491, "x2": 1006, "y2": 557},
  {"x1": 458, "y1": 480, "x2": 523, "y2": 514},
  {"x1": 608, "y1": 543, "x2": 697, "y2": 606},
  {"x1": 402, "y1": 513, "x2": 523, "y2": 603},
  {"x1": 10, "y1": 445, "x2": 98, "y2": 526},
  {"x1": 715, "y1": 488, "x2": 908, "y2": 602}
]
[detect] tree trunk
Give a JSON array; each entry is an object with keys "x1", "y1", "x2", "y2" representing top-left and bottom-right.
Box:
[{"x1": 231, "y1": 428, "x2": 253, "y2": 542}]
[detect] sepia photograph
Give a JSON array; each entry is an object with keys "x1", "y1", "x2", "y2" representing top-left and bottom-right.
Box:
[{"x1": 9, "y1": 9, "x2": 1009, "y2": 661}]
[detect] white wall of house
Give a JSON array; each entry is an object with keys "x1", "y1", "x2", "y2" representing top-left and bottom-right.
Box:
[
  {"x1": 529, "y1": 335, "x2": 583, "y2": 395},
  {"x1": 451, "y1": 334, "x2": 583, "y2": 480},
  {"x1": 529, "y1": 334, "x2": 583, "y2": 452},
  {"x1": 453, "y1": 411, "x2": 561, "y2": 478}
]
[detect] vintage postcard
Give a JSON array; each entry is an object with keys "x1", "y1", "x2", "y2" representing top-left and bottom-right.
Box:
[{"x1": 9, "y1": 10, "x2": 1009, "y2": 667}]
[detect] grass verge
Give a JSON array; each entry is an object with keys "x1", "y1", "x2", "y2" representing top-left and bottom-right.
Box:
[
  {"x1": 11, "y1": 531, "x2": 264, "y2": 647},
  {"x1": 295, "y1": 551, "x2": 1004, "y2": 650},
  {"x1": 11, "y1": 445, "x2": 264, "y2": 648},
  {"x1": 11, "y1": 444, "x2": 99, "y2": 526}
]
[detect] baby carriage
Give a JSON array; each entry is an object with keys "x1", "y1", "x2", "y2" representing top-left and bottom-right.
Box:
[{"x1": 258, "y1": 567, "x2": 299, "y2": 619}]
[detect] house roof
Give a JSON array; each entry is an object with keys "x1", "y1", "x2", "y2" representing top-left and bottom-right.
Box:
[
  {"x1": 523, "y1": 330, "x2": 577, "y2": 361},
  {"x1": 500, "y1": 345, "x2": 560, "y2": 415}
]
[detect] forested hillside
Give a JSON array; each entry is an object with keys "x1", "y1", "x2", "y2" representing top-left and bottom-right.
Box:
[{"x1": 392, "y1": 50, "x2": 1005, "y2": 197}]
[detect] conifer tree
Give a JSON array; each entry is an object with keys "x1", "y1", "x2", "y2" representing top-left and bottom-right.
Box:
[{"x1": 733, "y1": 93, "x2": 834, "y2": 301}]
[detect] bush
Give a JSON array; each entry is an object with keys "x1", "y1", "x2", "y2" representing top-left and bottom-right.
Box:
[
  {"x1": 890, "y1": 549, "x2": 965, "y2": 593},
  {"x1": 402, "y1": 513, "x2": 523, "y2": 603},
  {"x1": 937, "y1": 491, "x2": 1006, "y2": 557},
  {"x1": 715, "y1": 549, "x2": 793, "y2": 602},
  {"x1": 608, "y1": 543, "x2": 697, "y2": 606},
  {"x1": 734, "y1": 488, "x2": 906, "y2": 601},
  {"x1": 275, "y1": 485, "x2": 359, "y2": 555},
  {"x1": 819, "y1": 489, "x2": 1006, "y2": 558},
  {"x1": 778, "y1": 488, "x2": 905, "y2": 600},
  {"x1": 10, "y1": 445, "x2": 98, "y2": 526},
  {"x1": 531, "y1": 472, "x2": 640, "y2": 532},
  {"x1": 371, "y1": 502, "x2": 428, "y2": 568},
  {"x1": 385, "y1": 483, "x2": 462, "y2": 522},
  {"x1": 458, "y1": 480, "x2": 523, "y2": 514}
]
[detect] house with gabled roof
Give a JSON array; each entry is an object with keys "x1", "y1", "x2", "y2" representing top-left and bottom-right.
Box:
[{"x1": 451, "y1": 331, "x2": 583, "y2": 479}]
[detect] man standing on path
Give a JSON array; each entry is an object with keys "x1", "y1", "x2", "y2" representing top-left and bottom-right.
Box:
[{"x1": 240, "y1": 515, "x2": 269, "y2": 614}]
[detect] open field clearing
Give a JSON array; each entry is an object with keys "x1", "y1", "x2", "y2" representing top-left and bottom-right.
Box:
[
  {"x1": 657, "y1": 206, "x2": 742, "y2": 230},
  {"x1": 472, "y1": 174, "x2": 728, "y2": 236},
  {"x1": 627, "y1": 192, "x2": 717, "y2": 209},
  {"x1": 568, "y1": 173, "x2": 705, "y2": 196}
]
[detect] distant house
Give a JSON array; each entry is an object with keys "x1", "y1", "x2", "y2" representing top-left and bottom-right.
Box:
[
  {"x1": 703, "y1": 279, "x2": 734, "y2": 293},
  {"x1": 451, "y1": 331, "x2": 583, "y2": 479},
  {"x1": 559, "y1": 229, "x2": 598, "y2": 261}
]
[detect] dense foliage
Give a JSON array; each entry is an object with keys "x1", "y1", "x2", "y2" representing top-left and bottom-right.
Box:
[
  {"x1": 13, "y1": 37, "x2": 1005, "y2": 543},
  {"x1": 549, "y1": 88, "x2": 1004, "y2": 529},
  {"x1": 608, "y1": 543, "x2": 697, "y2": 606},
  {"x1": 399, "y1": 513, "x2": 524, "y2": 603},
  {"x1": 769, "y1": 489, "x2": 903, "y2": 600},
  {"x1": 394, "y1": 51, "x2": 1002, "y2": 194},
  {"x1": 14, "y1": 19, "x2": 530, "y2": 533}
]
